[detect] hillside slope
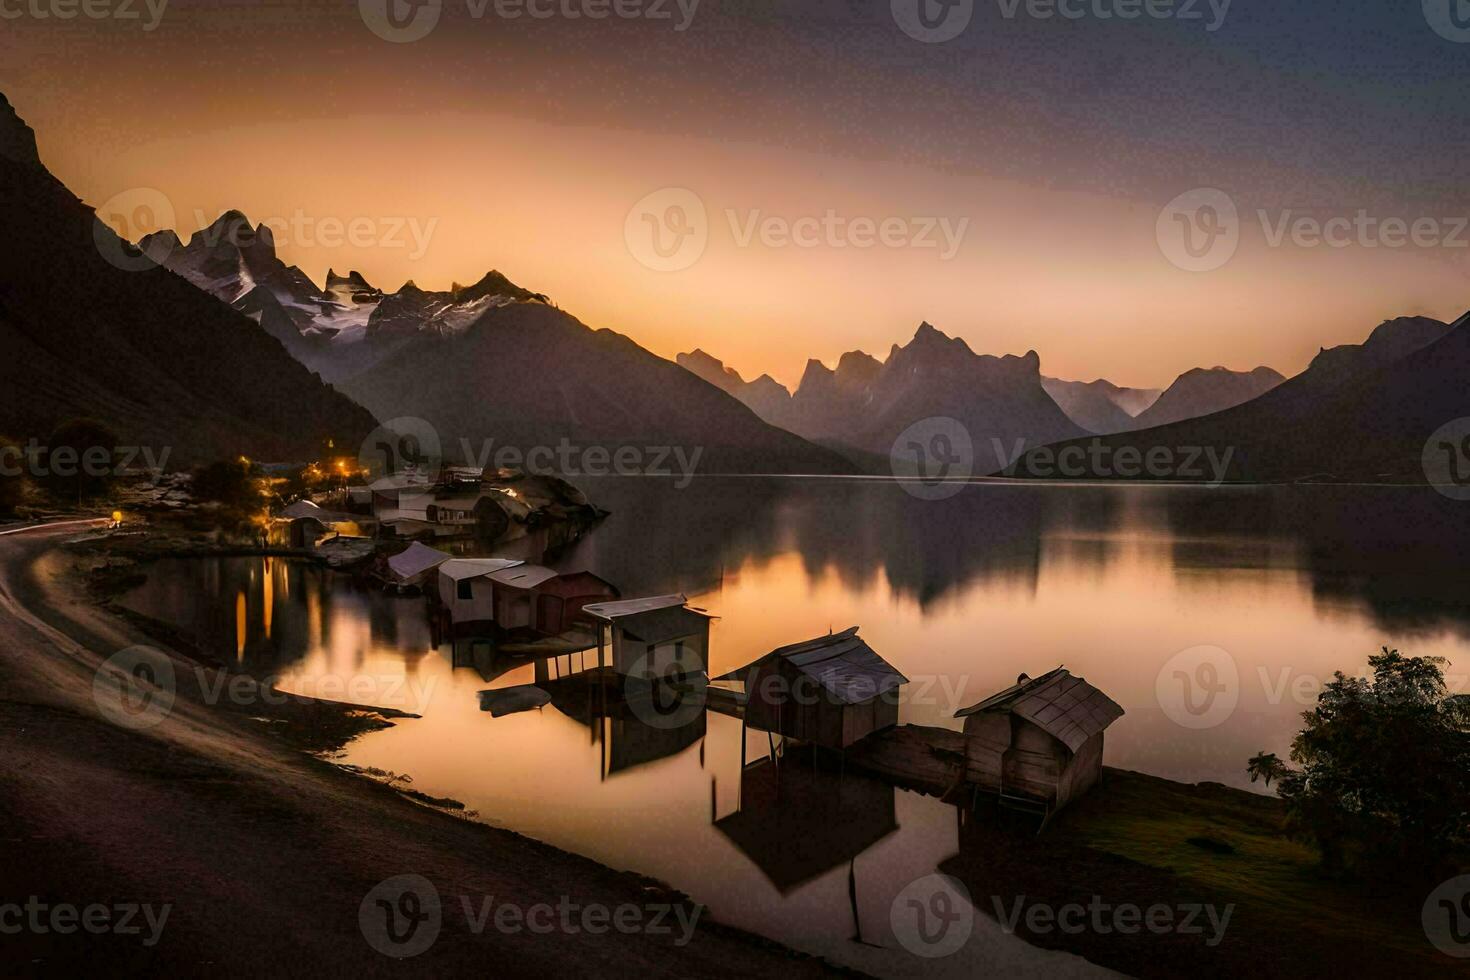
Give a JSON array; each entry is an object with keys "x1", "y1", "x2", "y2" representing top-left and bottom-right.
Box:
[{"x1": 0, "y1": 93, "x2": 376, "y2": 464}]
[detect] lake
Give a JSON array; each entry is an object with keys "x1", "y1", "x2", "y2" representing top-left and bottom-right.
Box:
[{"x1": 121, "y1": 478, "x2": 1470, "y2": 975}]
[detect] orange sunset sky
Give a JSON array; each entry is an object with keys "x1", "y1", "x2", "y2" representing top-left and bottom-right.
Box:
[{"x1": 4, "y1": 1, "x2": 1467, "y2": 390}]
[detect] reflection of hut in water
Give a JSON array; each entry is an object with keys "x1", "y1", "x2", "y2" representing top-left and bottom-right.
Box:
[
  {"x1": 537, "y1": 658, "x2": 707, "y2": 778},
  {"x1": 953, "y1": 668, "x2": 1124, "y2": 818},
  {"x1": 736, "y1": 628, "x2": 906, "y2": 751},
  {"x1": 713, "y1": 756, "x2": 897, "y2": 894}
]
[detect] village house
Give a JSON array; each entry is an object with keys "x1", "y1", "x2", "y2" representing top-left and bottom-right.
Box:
[
  {"x1": 953, "y1": 667, "x2": 1124, "y2": 817},
  {"x1": 738, "y1": 627, "x2": 906, "y2": 751},
  {"x1": 580, "y1": 595, "x2": 713, "y2": 678},
  {"x1": 435, "y1": 558, "x2": 619, "y2": 637}
]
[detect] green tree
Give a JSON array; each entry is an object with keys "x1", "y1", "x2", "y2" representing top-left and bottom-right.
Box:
[
  {"x1": 1260, "y1": 650, "x2": 1470, "y2": 878},
  {"x1": 1246, "y1": 751, "x2": 1287, "y2": 787},
  {"x1": 190, "y1": 458, "x2": 261, "y2": 510}
]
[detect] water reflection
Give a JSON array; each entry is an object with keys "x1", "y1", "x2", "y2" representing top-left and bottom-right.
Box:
[{"x1": 120, "y1": 478, "x2": 1470, "y2": 977}]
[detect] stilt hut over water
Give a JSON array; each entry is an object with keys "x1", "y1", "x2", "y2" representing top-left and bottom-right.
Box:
[
  {"x1": 953, "y1": 668, "x2": 1123, "y2": 817},
  {"x1": 741, "y1": 627, "x2": 906, "y2": 750},
  {"x1": 580, "y1": 595, "x2": 713, "y2": 677}
]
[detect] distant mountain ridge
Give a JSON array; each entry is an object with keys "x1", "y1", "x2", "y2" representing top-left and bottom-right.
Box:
[
  {"x1": 0, "y1": 93, "x2": 377, "y2": 466},
  {"x1": 342, "y1": 303, "x2": 852, "y2": 476},
  {"x1": 1128, "y1": 365, "x2": 1285, "y2": 430},
  {"x1": 142, "y1": 212, "x2": 548, "y2": 383},
  {"x1": 679, "y1": 323, "x2": 1088, "y2": 473},
  {"x1": 1041, "y1": 377, "x2": 1162, "y2": 434},
  {"x1": 1006, "y1": 314, "x2": 1468, "y2": 483}
]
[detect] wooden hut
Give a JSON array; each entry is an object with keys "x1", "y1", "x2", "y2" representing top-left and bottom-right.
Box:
[
  {"x1": 436, "y1": 558, "x2": 525, "y2": 626},
  {"x1": 742, "y1": 627, "x2": 906, "y2": 751},
  {"x1": 385, "y1": 541, "x2": 451, "y2": 593},
  {"x1": 580, "y1": 595, "x2": 713, "y2": 678},
  {"x1": 534, "y1": 571, "x2": 619, "y2": 634},
  {"x1": 953, "y1": 668, "x2": 1124, "y2": 817}
]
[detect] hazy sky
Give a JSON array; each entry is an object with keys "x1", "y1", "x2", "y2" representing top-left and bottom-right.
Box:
[{"x1": 4, "y1": 0, "x2": 1468, "y2": 388}]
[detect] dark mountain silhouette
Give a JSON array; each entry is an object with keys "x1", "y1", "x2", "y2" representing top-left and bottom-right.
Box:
[
  {"x1": 0, "y1": 93, "x2": 376, "y2": 465},
  {"x1": 1042, "y1": 377, "x2": 1161, "y2": 434},
  {"x1": 342, "y1": 303, "x2": 852, "y2": 475},
  {"x1": 679, "y1": 325, "x2": 1087, "y2": 472},
  {"x1": 1128, "y1": 365, "x2": 1285, "y2": 430},
  {"x1": 1006, "y1": 314, "x2": 1469, "y2": 482},
  {"x1": 785, "y1": 350, "x2": 883, "y2": 444},
  {"x1": 144, "y1": 212, "x2": 547, "y2": 383},
  {"x1": 779, "y1": 324, "x2": 1086, "y2": 472},
  {"x1": 676, "y1": 350, "x2": 796, "y2": 428}
]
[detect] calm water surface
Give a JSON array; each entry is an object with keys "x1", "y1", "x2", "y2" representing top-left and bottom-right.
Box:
[{"x1": 123, "y1": 478, "x2": 1470, "y2": 976}]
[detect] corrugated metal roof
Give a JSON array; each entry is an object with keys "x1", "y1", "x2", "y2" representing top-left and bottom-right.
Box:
[
  {"x1": 615, "y1": 605, "x2": 712, "y2": 646},
  {"x1": 439, "y1": 558, "x2": 524, "y2": 581},
  {"x1": 387, "y1": 542, "x2": 452, "y2": 581},
  {"x1": 955, "y1": 668, "x2": 1124, "y2": 752},
  {"x1": 486, "y1": 564, "x2": 560, "y2": 590},
  {"x1": 280, "y1": 499, "x2": 323, "y2": 519},
  {"x1": 583, "y1": 595, "x2": 692, "y2": 620},
  {"x1": 765, "y1": 627, "x2": 907, "y2": 706}
]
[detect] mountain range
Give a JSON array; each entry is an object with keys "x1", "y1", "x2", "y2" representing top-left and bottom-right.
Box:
[
  {"x1": 0, "y1": 94, "x2": 375, "y2": 465},
  {"x1": 679, "y1": 323, "x2": 1088, "y2": 473},
  {"x1": 1006, "y1": 315, "x2": 1467, "y2": 483},
  {"x1": 140, "y1": 213, "x2": 547, "y2": 384},
  {"x1": 1040, "y1": 377, "x2": 1162, "y2": 434},
  {"x1": 1128, "y1": 365, "x2": 1285, "y2": 430},
  {"x1": 340, "y1": 303, "x2": 852, "y2": 475}
]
